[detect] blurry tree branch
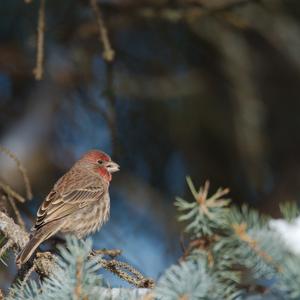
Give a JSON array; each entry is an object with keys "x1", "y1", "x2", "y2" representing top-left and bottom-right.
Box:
[
  {"x1": 90, "y1": 0, "x2": 115, "y2": 62},
  {"x1": 33, "y1": 0, "x2": 46, "y2": 80},
  {"x1": 97, "y1": 0, "x2": 257, "y2": 22}
]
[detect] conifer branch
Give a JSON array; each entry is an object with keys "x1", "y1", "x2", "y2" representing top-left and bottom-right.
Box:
[{"x1": 0, "y1": 210, "x2": 154, "y2": 290}]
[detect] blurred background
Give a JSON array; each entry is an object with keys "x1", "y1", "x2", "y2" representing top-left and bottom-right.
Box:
[{"x1": 1, "y1": 0, "x2": 300, "y2": 289}]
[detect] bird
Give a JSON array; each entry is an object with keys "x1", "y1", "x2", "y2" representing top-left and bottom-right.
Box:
[{"x1": 16, "y1": 149, "x2": 119, "y2": 266}]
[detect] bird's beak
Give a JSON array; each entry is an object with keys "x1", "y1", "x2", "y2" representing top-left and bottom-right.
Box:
[{"x1": 105, "y1": 161, "x2": 120, "y2": 173}]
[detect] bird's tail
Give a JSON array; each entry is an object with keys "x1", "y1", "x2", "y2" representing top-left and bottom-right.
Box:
[{"x1": 16, "y1": 221, "x2": 62, "y2": 266}]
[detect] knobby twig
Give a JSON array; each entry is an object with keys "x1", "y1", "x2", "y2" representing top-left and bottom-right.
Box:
[
  {"x1": 90, "y1": 0, "x2": 115, "y2": 62},
  {"x1": 0, "y1": 211, "x2": 29, "y2": 249},
  {"x1": 94, "y1": 256, "x2": 155, "y2": 288},
  {"x1": 92, "y1": 248, "x2": 122, "y2": 257},
  {"x1": 33, "y1": 0, "x2": 46, "y2": 80},
  {"x1": 0, "y1": 145, "x2": 32, "y2": 200}
]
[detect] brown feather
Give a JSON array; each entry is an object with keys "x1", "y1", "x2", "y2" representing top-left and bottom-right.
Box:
[{"x1": 16, "y1": 149, "x2": 115, "y2": 266}]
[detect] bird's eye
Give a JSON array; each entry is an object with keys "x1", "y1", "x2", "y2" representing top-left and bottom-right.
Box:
[{"x1": 97, "y1": 160, "x2": 104, "y2": 165}]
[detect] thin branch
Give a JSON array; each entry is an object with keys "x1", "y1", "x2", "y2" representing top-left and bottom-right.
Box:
[
  {"x1": 92, "y1": 248, "x2": 122, "y2": 258},
  {"x1": 8, "y1": 264, "x2": 36, "y2": 299},
  {"x1": 99, "y1": 0, "x2": 257, "y2": 22},
  {"x1": 8, "y1": 196, "x2": 26, "y2": 230},
  {"x1": 94, "y1": 256, "x2": 155, "y2": 288},
  {"x1": 0, "y1": 239, "x2": 14, "y2": 258},
  {"x1": 0, "y1": 195, "x2": 9, "y2": 214},
  {"x1": 90, "y1": 0, "x2": 115, "y2": 62},
  {"x1": 0, "y1": 182, "x2": 25, "y2": 203},
  {"x1": 33, "y1": 0, "x2": 46, "y2": 80},
  {"x1": 0, "y1": 145, "x2": 32, "y2": 200}
]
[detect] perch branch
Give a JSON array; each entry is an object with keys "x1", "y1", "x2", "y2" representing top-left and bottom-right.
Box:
[
  {"x1": 0, "y1": 211, "x2": 29, "y2": 249},
  {"x1": 0, "y1": 211, "x2": 154, "y2": 288},
  {"x1": 90, "y1": 0, "x2": 115, "y2": 62}
]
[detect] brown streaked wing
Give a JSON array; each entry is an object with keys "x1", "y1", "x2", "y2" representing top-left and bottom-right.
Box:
[
  {"x1": 35, "y1": 190, "x2": 57, "y2": 228},
  {"x1": 34, "y1": 186, "x2": 105, "y2": 230}
]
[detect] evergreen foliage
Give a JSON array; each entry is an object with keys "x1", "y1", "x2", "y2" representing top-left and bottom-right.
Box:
[
  {"x1": 155, "y1": 257, "x2": 212, "y2": 300},
  {"x1": 156, "y1": 177, "x2": 300, "y2": 300},
  {"x1": 279, "y1": 201, "x2": 299, "y2": 222},
  {"x1": 8, "y1": 237, "x2": 105, "y2": 300},
  {"x1": 175, "y1": 177, "x2": 231, "y2": 238},
  {"x1": 7, "y1": 177, "x2": 300, "y2": 299}
]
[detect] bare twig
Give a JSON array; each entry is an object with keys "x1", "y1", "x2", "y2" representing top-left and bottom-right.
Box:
[
  {"x1": 33, "y1": 0, "x2": 46, "y2": 80},
  {"x1": 0, "y1": 182, "x2": 25, "y2": 203},
  {"x1": 8, "y1": 196, "x2": 26, "y2": 230},
  {"x1": 92, "y1": 248, "x2": 122, "y2": 257},
  {"x1": 0, "y1": 145, "x2": 32, "y2": 200},
  {"x1": 0, "y1": 195, "x2": 8, "y2": 214},
  {"x1": 90, "y1": 0, "x2": 115, "y2": 62},
  {"x1": 0, "y1": 239, "x2": 14, "y2": 258},
  {"x1": 22, "y1": 264, "x2": 36, "y2": 286}
]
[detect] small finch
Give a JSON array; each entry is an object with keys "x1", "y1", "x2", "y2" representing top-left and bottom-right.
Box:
[{"x1": 16, "y1": 149, "x2": 119, "y2": 266}]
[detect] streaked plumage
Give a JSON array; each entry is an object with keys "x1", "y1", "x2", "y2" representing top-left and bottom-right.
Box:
[{"x1": 16, "y1": 149, "x2": 119, "y2": 266}]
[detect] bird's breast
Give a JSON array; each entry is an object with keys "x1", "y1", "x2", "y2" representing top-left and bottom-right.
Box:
[{"x1": 60, "y1": 194, "x2": 110, "y2": 238}]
